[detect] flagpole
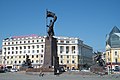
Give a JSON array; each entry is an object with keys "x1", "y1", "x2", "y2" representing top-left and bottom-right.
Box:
[{"x1": 46, "y1": 9, "x2": 48, "y2": 36}]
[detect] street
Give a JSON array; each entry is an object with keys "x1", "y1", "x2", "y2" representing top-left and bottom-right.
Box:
[{"x1": 0, "y1": 72, "x2": 120, "y2": 80}]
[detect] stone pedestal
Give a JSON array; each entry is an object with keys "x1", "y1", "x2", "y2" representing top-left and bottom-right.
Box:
[{"x1": 43, "y1": 37, "x2": 59, "y2": 75}]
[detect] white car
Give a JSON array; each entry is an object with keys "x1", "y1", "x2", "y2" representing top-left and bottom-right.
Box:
[{"x1": 10, "y1": 68, "x2": 18, "y2": 72}]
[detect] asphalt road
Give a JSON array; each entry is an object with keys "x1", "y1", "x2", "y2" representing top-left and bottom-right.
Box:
[{"x1": 0, "y1": 72, "x2": 120, "y2": 80}]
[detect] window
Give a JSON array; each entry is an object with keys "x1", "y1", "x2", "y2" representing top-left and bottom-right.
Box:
[
  {"x1": 32, "y1": 50, "x2": 34, "y2": 53},
  {"x1": 12, "y1": 47, "x2": 14, "y2": 50},
  {"x1": 16, "y1": 42, "x2": 18, "y2": 44},
  {"x1": 32, "y1": 40, "x2": 34, "y2": 43},
  {"x1": 20, "y1": 41, "x2": 22, "y2": 44},
  {"x1": 60, "y1": 46, "x2": 64, "y2": 53},
  {"x1": 115, "y1": 58, "x2": 118, "y2": 63},
  {"x1": 60, "y1": 55, "x2": 63, "y2": 58},
  {"x1": 32, "y1": 55, "x2": 34, "y2": 58},
  {"x1": 37, "y1": 45, "x2": 39, "y2": 48},
  {"x1": 72, "y1": 40, "x2": 75, "y2": 43},
  {"x1": 28, "y1": 50, "x2": 30, "y2": 53},
  {"x1": 37, "y1": 50, "x2": 39, "y2": 53},
  {"x1": 41, "y1": 49, "x2": 43, "y2": 53},
  {"x1": 8, "y1": 47, "x2": 10, "y2": 50},
  {"x1": 19, "y1": 56, "x2": 21, "y2": 58},
  {"x1": 24, "y1": 46, "x2": 26, "y2": 49},
  {"x1": 8, "y1": 52, "x2": 10, "y2": 54},
  {"x1": 60, "y1": 40, "x2": 64, "y2": 43},
  {"x1": 66, "y1": 41, "x2": 69, "y2": 43},
  {"x1": 11, "y1": 61, "x2": 13, "y2": 64},
  {"x1": 41, "y1": 54, "x2": 43, "y2": 58},
  {"x1": 24, "y1": 50, "x2": 26, "y2": 53},
  {"x1": 4, "y1": 52, "x2": 6, "y2": 54},
  {"x1": 32, "y1": 45, "x2": 35, "y2": 49},
  {"x1": 108, "y1": 52, "x2": 109, "y2": 56},
  {"x1": 72, "y1": 56, "x2": 74, "y2": 58},
  {"x1": 24, "y1": 41, "x2": 26, "y2": 43},
  {"x1": 28, "y1": 46, "x2": 30, "y2": 49},
  {"x1": 19, "y1": 61, "x2": 21, "y2": 63},
  {"x1": 23, "y1": 55, "x2": 25, "y2": 58},
  {"x1": 108, "y1": 58, "x2": 110, "y2": 61},
  {"x1": 14, "y1": 61, "x2": 17, "y2": 64},
  {"x1": 36, "y1": 55, "x2": 38, "y2": 58},
  {"x1": 28, "y1": 41, "x2": 30, "y2": 43},
  {"x1": 8, "y1": 42, "x2": 10, "y2": 45},
  {"x1": 41, "y1": 45, "x2": 43, "y2": 48},
  {"x1": 61, "y1": 60, "x2": 63, "y2": 64},
  {"x1": 16, "y1": 47, "x2": 18, "y2": 50},
  {"x1": 16, "y1": 51, "x2": 18, "y2": 54},
  {"x1": 20, "y1": 51, "x2": 22, "y2": 54},
  {"x1": 41, "y1": 60, "x2": 43, "y2": 63},
  {"x1": 66, "y1": 46, "x2": 69, "y2": 53},
  {"x1": 67, "y1": 67, "x2": 69, "y2": 70},
  {"x1": 11, "y1": 56, "x2": 13, "y2": 59},
  {"x1": 4, "y1": 48, "x2": 6, "y2": 51},
  {"x1": 72, "y1": 67, "x2": 75, "y2": 70},
  {"x1": 115, "y1": 51, "x2": 117, "y2": 55},
  {"x1": 72, "y1": 46, "x2": 75, "y2": 53},
  {"x1": 37, "y1": 40, "x2": 39, "y2": 42},
  {"x1": 4, "y1": 42, "x2": 6, "y2": 45},
  {"x1": 12, "y1": 51, "x2": 14, "y2": 54},
  {"x1": 41, "y1": 39, "x2": 43, "y2": 42},
  {"x1": 20, "y1": 46, "x2": 22, "y2": 49},
  {"x1": 36, "y1": 60, "x2": 38, "y2": 63},
  {"x1": 7, "y1": 56, "x2": 9, "y2": 59},
  {"x1": 67, "y1": 55, "x2": 69, "y2": 58},
  {"x1": 72, "y1": 60, "x2": 75, "y2": 63},
  {"x1": 32, "y1": 60, "x2": 34, "y2": 63},
  {"x1": 67, "y1": 60, "x2": 69, "y2": 63}
]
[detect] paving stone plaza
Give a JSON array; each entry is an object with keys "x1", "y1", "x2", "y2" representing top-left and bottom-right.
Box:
[{"x1": 0, "y1": 72, "x2": 120, "y2": 80}]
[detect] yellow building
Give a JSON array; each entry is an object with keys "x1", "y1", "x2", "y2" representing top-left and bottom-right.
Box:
[{"x1": 106, "y1": 26, "x2": 120, "y2": 71}]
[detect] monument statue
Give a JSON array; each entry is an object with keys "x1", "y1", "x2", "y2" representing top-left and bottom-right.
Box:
[
  {"x1": 43, "y1": 10, "x2": 59, "y2": 75},
  {"x1": 22, "y1": 54, "x2": 32, "y2": 68},
  {"x1": 94, "y1": 52, "x2": 105, "y2": 66},
  {"x1": 46, "y1": 11, "x2": 57, "y2": 37}
]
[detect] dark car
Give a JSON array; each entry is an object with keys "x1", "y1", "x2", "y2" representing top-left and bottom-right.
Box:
[
  {"x1": 0, "y1": 69, "x2": 5, "y2": 73},
  {"x1": 59, "y1": 67, "x2": 65, "y2": 72}
]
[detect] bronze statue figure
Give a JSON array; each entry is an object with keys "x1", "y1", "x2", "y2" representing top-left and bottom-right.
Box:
[{"x1": 46, "y1": 10, "x2": 57, "y2": 37}]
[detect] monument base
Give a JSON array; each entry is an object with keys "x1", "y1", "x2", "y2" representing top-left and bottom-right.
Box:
[
  {"x1": 43, "y1": 36, "x2": 59, "y2": 75},
  {"x1": 26, "y1": 67, "x2": 54, "y2": 72}
]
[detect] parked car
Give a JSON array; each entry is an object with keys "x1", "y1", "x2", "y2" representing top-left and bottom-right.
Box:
[
  {"x1": 10, "y1": 68, "x2": 18, "y2": 72},
  {"x1": 0, "y1": 69, "x2": 5, "y2": 73},
  {"x1": 59, "y1": 66, "x2": 65, "y2": 72}
]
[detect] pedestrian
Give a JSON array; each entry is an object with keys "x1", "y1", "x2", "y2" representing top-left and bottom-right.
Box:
[{"x1": 39, "y1": 71, "x2": 44, "y2": 77}]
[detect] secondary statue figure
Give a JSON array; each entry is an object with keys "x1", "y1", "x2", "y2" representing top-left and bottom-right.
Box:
[{"x1": 46, "y1": 10, "x2": 57, "y2": 37}]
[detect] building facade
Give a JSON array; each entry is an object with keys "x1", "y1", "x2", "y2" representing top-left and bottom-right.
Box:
[
  {"x1": 1, "y1": 35, "x2": 93, "y2": 70},
  {"x1": 106, "y1": 26, "x2": 120, "y2": 71}
]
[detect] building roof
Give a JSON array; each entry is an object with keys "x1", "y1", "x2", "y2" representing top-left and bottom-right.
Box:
[
  {"x1": 109, "y1": 26, "x2": 120, "y2": 35},
  {"x1": 106, "y1": 26, "x2": 120, "y2": 48},
  {"x1": 114, "y1": 33, "x2": 120, "y2": 37}
]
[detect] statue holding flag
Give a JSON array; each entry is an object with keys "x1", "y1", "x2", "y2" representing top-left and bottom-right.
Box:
[
  {"x1": 46, "y1": 10, "x2": 57, "y2": 37},
  {"x1": 44, "y1": 10, "x2": 59, "y2": 75}
]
